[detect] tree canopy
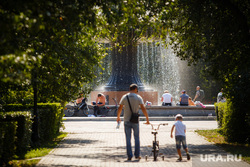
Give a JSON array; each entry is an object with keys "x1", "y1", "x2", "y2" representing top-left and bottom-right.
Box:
[
  {"x1": 96, "y1": 0, "x2": 168, "y2": 46},
  {"x1": 0, "y1": 0, "x2": 106, "y2": 103},
  {"x1": 1, "y1": 0, "x2": 249, "y2": 143},
  {"x1": 161, "y1": 0, "x2": 250, "y2": 143}
]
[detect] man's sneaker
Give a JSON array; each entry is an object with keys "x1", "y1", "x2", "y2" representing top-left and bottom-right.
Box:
[
  {"x1": 177, "y1": 157, "x2": 182, "y2": 161},
  {"x1": 187, "y1": 153, "x2": 190, "y2": 160},
  {"x1": 127, "y1": 157, "x2": 132, "y2": 161},
  {"x1": 135, "y1": 156, "x2": 141, "y2": 160}
]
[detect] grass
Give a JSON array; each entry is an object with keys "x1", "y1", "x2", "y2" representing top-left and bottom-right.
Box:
[
  {"x1": 9, "y1": 132, "x2": 67, "y2": 167},
  {"x1": 196, "y1": 129, "x2": 250, "y2": 163}
]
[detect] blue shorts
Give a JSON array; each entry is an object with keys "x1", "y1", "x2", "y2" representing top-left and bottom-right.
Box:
[{"x1": 175, "y1": 135, "x2": 187, "y2": 149}]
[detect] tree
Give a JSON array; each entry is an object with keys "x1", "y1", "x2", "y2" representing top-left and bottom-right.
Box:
[
  {"x1": 162, "y1": 0, "x2": 250, "y2": 143},
  {"x1": 0, "y1": 0, "x2": 105, "y2": 143},
  {"x1": 2, "y1": 0, "x2": 248, "y2": 143},
  {"x1": 0, "y1": 0, "x2": 105, "y2": 103}
]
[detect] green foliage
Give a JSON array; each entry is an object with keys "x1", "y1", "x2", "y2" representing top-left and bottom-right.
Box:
[
  {"x1": 196, "y1": 129, "x2": 250, "y2": 163},
  {"x1": 0, "y1": 121, "x2": 16, "y2": 166},
  {"x1": 163, "y1": 0, "x2": 250, "y2": 83},
  {"x1": 0, "y1": 103, "x2": 63, "y2": 165},
  {"x1": 215, "y1": 101, "x2": 250, "y2": 144},
  {"x1": 2, "y1": 104, "x2": 32, "y2": 112},
  {"x1": 97, "y1": 0, "x2": 168, "y2": 47},
  {"x1": 0, "y1": 88, "x2": 34, "y2": 105},
  {"x1": 215, "y1": 102, "x2": 226, "y2": 128},
  {"x1": 163, "y1": 0, "x2": 250, "y2": 100},
  {"x1": 9, "y1": 132, "x2": 67, "y2": 167},
  {"x1": 10, "y1": 159, "x2": 40, "y2": 167},
  {"x1": 1, "y1": 0, "x2": 249, "y2": 144},
  {"x1": 3, "y1": 103, "x2": 64, "y2": 144},
  {"x1": 25, "y1": 133, "x2": 67, "y2": 159},
  {"x1": 14, "y1": 113, "x2": 33, "y2": 158},
  {"x1": 161, "y1": 0, "x2": 250, "y2": 143},
  {"x1": 0, "y1": 0, "x2": 105, "y2": 104},
  {"x1": 36, "y1": 103, "x2": 64, "y2": 143},
  {"x1": 0, "y1": 112, "x2": 32, "y2": 166}
]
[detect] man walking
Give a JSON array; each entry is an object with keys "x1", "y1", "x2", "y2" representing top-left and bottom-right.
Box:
[{"x1": 117, "y1": 84, "x2": 150, "y2": 161}]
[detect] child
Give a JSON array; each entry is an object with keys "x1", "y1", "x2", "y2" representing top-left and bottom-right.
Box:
[
  {"x1": 170, "y1": 114, "x2": 190, "y2": 161},
  {"x1": 188, "y1": 97, "x2": 196, "y2": 106}
]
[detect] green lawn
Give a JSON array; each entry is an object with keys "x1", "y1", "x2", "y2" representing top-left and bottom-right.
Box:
[
  {"x1": 9, "y1": 132, "x2": 67, "y2": 167},
  {"x1": 196, "y1": 129, "x2": 250, "y2": 164}
]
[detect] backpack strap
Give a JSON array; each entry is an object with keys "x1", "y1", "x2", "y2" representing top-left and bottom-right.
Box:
[{"x1": 126, "y1": 95, "x2": 134, "y2": 114}]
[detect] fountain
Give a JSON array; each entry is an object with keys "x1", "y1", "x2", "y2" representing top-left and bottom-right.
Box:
[
  {"x1": 91, "y1": 41, "x2": 158, "y2": 105},
  {"x1": 88, "y1": 41, "x2": 217, "y2": 117},
  {"x1": 90, "y1": 40, "x2": 180, "y2": 105},
  {"x1": 137, "y1": 41, "x2": 181, "y2": 102}
]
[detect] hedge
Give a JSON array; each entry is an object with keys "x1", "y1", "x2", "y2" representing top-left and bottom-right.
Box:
[
  {"x1": 36, "y1": 103, "x2": 64, "y2": 143},
  {"x1": 215, "y1": 101, "x2": 249, "y2": 143},
  {"x1": 0, "y1": 112, "x2": 32, "y2": 166},
  {"x1": 2, "y1": 103, "x2": 64, "y2": 144},
  {"x1": 0, "y1": 103, "x2": 64, "y2": 166},
  {"x1": 215, "y1": 102, "x2": 228, "y2": 128}
]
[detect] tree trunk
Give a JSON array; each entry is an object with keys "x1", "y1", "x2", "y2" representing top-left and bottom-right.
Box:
[{"x1": 31, "y1": 68, "x2": 40, "y2": 145}]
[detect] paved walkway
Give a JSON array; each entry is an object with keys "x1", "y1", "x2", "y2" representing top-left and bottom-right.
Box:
[{"x1": 36, "y1": 118, "x2": 249, "y2": 167}]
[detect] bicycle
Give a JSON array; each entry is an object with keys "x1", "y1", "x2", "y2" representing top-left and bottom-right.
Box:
[
  {"x1": 64, "y1": 98, "x2": 92, "y2": 117},
  {"x1": 94, "y1": 98, "x2": 120, "y2": 116},
  {"x1": 146, "y1": 123, "x2": 168, "y2": 161}
]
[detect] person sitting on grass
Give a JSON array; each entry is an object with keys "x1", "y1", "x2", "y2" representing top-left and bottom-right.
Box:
[{"x1": 170, "y1": 114, "x2": 191, "y2": 161}]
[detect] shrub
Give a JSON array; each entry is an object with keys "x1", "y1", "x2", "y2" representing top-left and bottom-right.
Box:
[
  {"x1": 215, "y1": 102, "x2": 226, "y2": 128},
  {"x1": 0, "y1": 112, "x2": 32, "y2": 166},
  {"x1": 14, "y1": 112, "x2": 33, "y2": 158},
  {"x1": 215, "y1": 101, "x2": 249, "y2": 144},
  {"x1": 2, "y1": 103, "x2": 64, "y2": 144},
  {"x1": 36, "y1": 103, "x2": 64, "y2": 143},
  {"x1": 0, "y1": 103, "x2": 63, "y2": 165}
]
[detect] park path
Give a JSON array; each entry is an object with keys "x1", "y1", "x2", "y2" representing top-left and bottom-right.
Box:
[{"x1": 36, "y1": 119, "x2": 249, "y2": 167}]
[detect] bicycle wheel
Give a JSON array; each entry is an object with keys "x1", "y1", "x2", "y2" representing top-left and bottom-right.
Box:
[
  {"x1": 113, "y1": 109, "x2": 117, "y2": 116},
  {"x1": 83, "y1": 108, "x2": 94, "y2": 116},
  {"x1": 113, "y1": 108, "x2": 123, "y2": 116},
  {"x1": 153, "y1": 141, "x2": 159, "y2": 161},
  {"x1": 64, "y1": 109, "x2": 74, "y2": 117}
]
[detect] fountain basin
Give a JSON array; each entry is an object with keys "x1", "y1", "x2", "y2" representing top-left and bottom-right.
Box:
[
  {"x1": 69, "y1": 105, "x2": 215, "y2": 117},
  {"x1": 90, "y1": 90, "x2": 158, "y2": 105},
  {"x1": 143, "y1": 105, "x2": 215, "y2": 116}
]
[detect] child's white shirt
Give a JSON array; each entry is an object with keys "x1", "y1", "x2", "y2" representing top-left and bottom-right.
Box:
[{"x1": 174, "y1": 121, "x2": 186, "y2": 136}]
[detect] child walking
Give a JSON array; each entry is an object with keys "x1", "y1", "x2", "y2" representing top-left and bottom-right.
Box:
[{"x1": 170, "y1": 114, "x2": 191, "y2": 161}]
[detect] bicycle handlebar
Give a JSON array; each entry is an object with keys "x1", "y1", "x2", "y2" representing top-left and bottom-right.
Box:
[{"x1": 150, "y1": 123, "x2": 168, "y2": 130}]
